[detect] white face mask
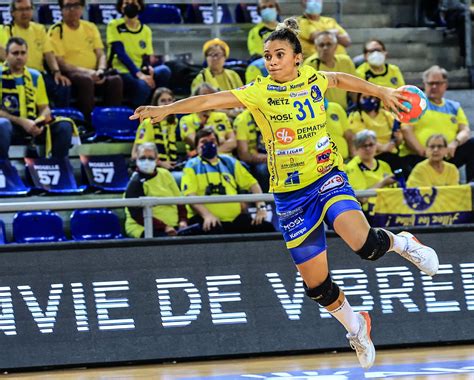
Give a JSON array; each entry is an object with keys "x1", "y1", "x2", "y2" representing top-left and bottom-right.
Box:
[
  {"x1": 137, "y1": 158, "x2": 156, "y2": 174},
  {"x1": 367, "y1": 51, "x2": 385, "y2": 67}
]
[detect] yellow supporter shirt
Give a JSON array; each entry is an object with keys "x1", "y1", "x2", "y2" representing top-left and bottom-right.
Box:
[
  {"x1": 231, "y1": 65, "x2": 344, "y2": 193},
  {"x1": 346, "y1": 156, "x2": 393, "y2": 190},
  {"x1": 0, "y1": 26, "x2": 7, "y2": 48},
  {"x1": 134, "y1": 118, "x2": 178, "y2": 162},
  {"x1": 179, "y1": 111, "x2": 232, "y2": 144},
  {"x1": 356, "y1": 62, "x2": 405, "y2": 89},
  {"x1": 2, "y1": 22, "x2": 52, "y2": 72},
  {"x1": 348, "y1": 109, "x2": 395, "y2": 146},
  {"x1": 326, "y1": 102, "x2": 350, "y2": 160},
  {"x1": 48, "y1": 20, "x2": 103, "y2": 70},
  {"x1": 297, "y1": 15, "x2": 348, "y2": 58},
  {"x1": 399, "y1": 98, "x2": 468, "y2": 156},
  {"x1": 181, "y1": 156, "x2": 257, "y2": 221},
  {"x1": 247, "y1": 22, "x2": 275, "y2": 57},
  {"x1": 234, "y1": 109, "x2": 261, "y2": 155},
  {"x1": 106, "y1": 18, "x2": 153, "y2": 74},
  {"x1": 304, "y1": 54, "x2": 358, "y2": 110},
  {"x1": 191, "y1": 67, "x2": 243, "y2": 93},
  {"x1": 406, "y1": 159, "x2": 459, "y2": 188}
]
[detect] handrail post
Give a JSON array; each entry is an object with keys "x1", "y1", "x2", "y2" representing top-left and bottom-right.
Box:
[
  {"x1": 143, "y1": 206, "x2": 154, "y2": 238},
  {"x1": 464, "y1": 0, "x2": 472, "y2": 69}
]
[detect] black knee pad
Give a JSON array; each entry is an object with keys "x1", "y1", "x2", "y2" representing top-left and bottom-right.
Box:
[
  {"x1": 356, "y1": 227, "x2": 390, "y2": 261},
  {"x1": 304, "y1": 274, "x2": 340, "y2": 307}
]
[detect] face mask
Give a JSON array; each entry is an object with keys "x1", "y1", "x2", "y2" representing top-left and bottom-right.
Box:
[
  {"x1": 137, "y1": 158, "x2": 156, "y2": 174},
  {"x1": 306, "y1": 0, "x2": 322, "y2": 15},
  {"x1": 367, "y1": 51, "x2": 385, "y2": 67},
  {"x1": 359, "y1": 97, "x2": 380, "y2": 112},
  {"x1": 201, "y1": 141, "x2": 218, "y2": 160},
  {"x1": 123, "y1": 3, "x2": 140, "y2": 18},
  {"x1": 260, "y1": 7, "x2": 277, "y2": 23}
]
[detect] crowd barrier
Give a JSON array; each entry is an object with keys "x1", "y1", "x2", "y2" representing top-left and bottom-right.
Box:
[{"x1": 0, "y1": 227, "x2": 473, "y2": 370}]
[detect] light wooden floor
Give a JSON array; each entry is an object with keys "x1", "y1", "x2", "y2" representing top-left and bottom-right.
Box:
[{"x1": 5, "y1": 345, "x2": 474, "y2": 379}]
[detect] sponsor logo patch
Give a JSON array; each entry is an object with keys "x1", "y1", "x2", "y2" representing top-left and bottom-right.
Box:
[
  {"x1": 319, "y1": 174, "x2": 344, "y2": 193},
  {"x1": 276, "y1": 128, "x2": 295, "y2": 144}
]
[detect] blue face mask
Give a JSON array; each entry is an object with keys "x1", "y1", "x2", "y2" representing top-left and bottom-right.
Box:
[
  {"x1": 201, "y1": 141, "x2": 218, "y2": 160},
  {"x1": 359, "y1": 97, "x2": 380, "y2": 112},
  {"x1": 260, "y1": 7, "x2": 278, "y2": 23},
  {"x1": 306, "y1": 0, "x2": 322, "y2": 15}
]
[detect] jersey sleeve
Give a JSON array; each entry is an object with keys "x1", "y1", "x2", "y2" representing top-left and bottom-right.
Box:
[
  {"x1": 91, "y1": 23, "x2": 104, "y2": 49},
  {"x1": 0, "y1": 26, "x2": 7, "y2": 48},
  {"x1": 106, "y1": 20, "x2": 120, "y2": 44},
  {"x1": 348, "y1": 111, "x2": 365, "y2": 134},
  {"x1": 297, "y1": 17, "x2": 312, "y2": 42},
  {"x1": 457, "y1": 106, "x2": 468, "y2": 126},
  {"x1": 47, "y1": 24, "x2": 65, "y2": 57},
  {"x1": 247, "y1": 26, "x2": 260, "y2": 56},
  {"x1": 234, "y1": 112, "x2": 249, "y2": 141},
  {"x1": 230, "y1": 82, "x2": 260, "y2": 110},
  {"x1": 40, "y1": 25, "x2": 54, "y2": 53},
  {"x1": 36, "y1": 74, "x2": 49, "y2": 107},
  {"x1": 234, "y1": 159, "x2": 258, "y2": 190},
  {"x1": 181, "y1": 163, "x2": 198, "y2": 195},
  {"x1": 336, "y1": 104, "x2": 350, "y2": 132},
  {"x1": 345, "y1": 163, "x2": 367, "y2": 190},
  {"x1": 134, "y1": 118, "x2": 154, "y2": 144},
  {"x1": 394, "y1": 66, "x2": 405, "y2": 86},
  {"x1": 334, "y1": 21, "x2": 348, "y2": 36},
  {"x1": 145, "y1": 26, "x2": 154, "y2": 55}
]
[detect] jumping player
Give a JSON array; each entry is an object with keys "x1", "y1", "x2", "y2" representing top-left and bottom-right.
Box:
[{"x1": 131, "y1": 18, "x2": 439, "y2": 369}]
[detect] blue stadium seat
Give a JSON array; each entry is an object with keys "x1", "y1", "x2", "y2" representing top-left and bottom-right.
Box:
[
  {"x1": 13, "y1": 211, "x2": 66, "y2": 244},
  {"x1": 235, "y1": 4, "x2": 261, "y2": 23},
  {"x1": 91, "y1": 107, "x2": 138, "y2": 141},
  {"x1": 0, "y1": 220, "x2": 6, "y2": 244},
  {"x1": 38, "y1": 4, "x2": 62, "y2": 24},
  {"x1": 52, "y1": 107, "x2": 85, "y2": 123},
  {"x1": 140, "y1": 4, "x2": 182, "y2": 24},
  {"x1": 185, "y1": 4, "x2": 233, "y2": 24},
  {"x1": 70, "y1": 209, "x2": 123, "y2": 241},
  {"x1": 80, "y1": 154, "x2": 129, "y2": 192},
  {"x1": 0, "y1": 159, "x2": 30, "y2": 196}
]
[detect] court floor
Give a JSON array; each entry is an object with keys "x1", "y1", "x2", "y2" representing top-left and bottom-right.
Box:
[{"x1": 5, "y1": 345, "x2": 474, "y2": 379}]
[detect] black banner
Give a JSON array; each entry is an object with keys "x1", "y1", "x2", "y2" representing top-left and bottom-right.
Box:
[{"x1": 0, "y1": 228, "x2": 473, "y2": 370}]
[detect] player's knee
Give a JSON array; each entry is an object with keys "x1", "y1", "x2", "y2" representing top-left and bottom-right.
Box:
[
  {"x1": 304, "y1": 274, "x2": 340, "y2": 307},
  {"x1": 356, "y1": 227, "x2": 390, "y2": 261}
]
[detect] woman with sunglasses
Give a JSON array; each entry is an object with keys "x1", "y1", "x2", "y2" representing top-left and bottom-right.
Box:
[{"x1": 131, "y1": 18, "x2": 439, "y2": 369}]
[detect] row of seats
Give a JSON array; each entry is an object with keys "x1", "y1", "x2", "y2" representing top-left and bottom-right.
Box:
[
  {"x1": 0, "y1": 3, "x2": 260, "y2": 25},
  {"x1": 1, "y1": 209, "x2": 123, "y2": 244}
]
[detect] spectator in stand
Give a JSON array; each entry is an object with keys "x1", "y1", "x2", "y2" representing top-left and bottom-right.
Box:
[
  {"x1": 247, "y1": 0, "x2": 280, "y2": 59},
  {"x1": 356, "y1": 39, "x2": 405, "y2": 89},
  {"x1": 304, "y1": 31, "x2": 358, "y2": 110},
  {"x1": 179, "y1": 83, "x2": 236, "y2": 154},
  {"x1": 298, "y1": 0, "x2": 351, "y2": 59},
  {"x1": 191, "y1": 38, "x2": 243, "y2": 93},
  {"x1": 245, "y1": 57, "x2": 268, "y2": 83},
  {"x1": 234, "y1": 109, "x2": 269, "y2": 192},
  {"x1": 346, "y1": 130, "x2": 396, "y2": 213},
  {"x1": 125, "y1": 142, "x2": 187, "y2": 238},
  {"x1": 407, "y1": 134, "x2": 459, "y2": 187},
  {"x1": 399, "y1": 65, "x2": 474, "y2": 181},
  {"x1": 181, "y1": 127, "x2": 274, "y2": 234},
  {"x1": 48, "y1": 0, "x2": 123, "y2": 121},
  {"x1": 132, "y1": 87, "x2": 178, "y2": 169},
  {"x1": 0, "y1": 37, "x2": 73, "y2": 159},
  {"x1": 325, "y1": 99, "x2": 352, "y2": 161},
  {"x1": 107, "y1": 0, "x2": 171, "y2": 108},
  {"x1": 348, "y1": 93, "x2": 405, "y2": 172},
  {"x1": 2, "y1": 0, "x2": 71, "y2": 108}
]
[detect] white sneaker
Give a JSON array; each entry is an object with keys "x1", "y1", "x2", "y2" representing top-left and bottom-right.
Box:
[
  {"x1": 397, "y1": 231, "x2": 439, "y2": 276},
  {"x1": 346, "y1": 311, "x2": 375, "y2": 369}
]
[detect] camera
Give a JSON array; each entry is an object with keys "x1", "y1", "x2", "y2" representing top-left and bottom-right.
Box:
[{"x1": 205, "y1": 183, "x2": 226, "y2": 196}]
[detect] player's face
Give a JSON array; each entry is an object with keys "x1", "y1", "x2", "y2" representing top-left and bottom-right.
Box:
[
  {"x1": 424, "y1": 72, "x2": 447, "y2": 101},
  {"x1": 6, "y1": 43, "x2": 28, "y2": 71},
  {"x1": 426, "y1": 137, "x2": 447, "y2": 162},
  {"x1": 263, "y1": 40, "x2": 302, "y2": 83}
]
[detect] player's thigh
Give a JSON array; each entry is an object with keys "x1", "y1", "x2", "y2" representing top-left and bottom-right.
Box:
[
  {"x1": 296, "y1": 250, "x2": 329, "y2": 288},
  {"x1": 333, "y1": 209, "x2": 371, "y2": 251}
]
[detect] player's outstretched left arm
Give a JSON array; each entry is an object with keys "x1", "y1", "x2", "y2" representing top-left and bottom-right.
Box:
[
  {"x1": 130, "y1": 91, "x2": 244, "y2": 124},
  {"x1": 322, "y1": 71, "x2": 409, "y2": 118}
]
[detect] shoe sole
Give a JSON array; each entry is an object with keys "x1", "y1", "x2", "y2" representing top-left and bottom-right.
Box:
[
  {"x1": 399, "y1": 231, "x2": 439, "y2": 276},
  {"x1": 359, "y1": 311, "x2": 375, "y2": 369}
]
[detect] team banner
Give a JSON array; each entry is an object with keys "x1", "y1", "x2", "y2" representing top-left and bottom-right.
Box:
[
  {"x1": 80, "y1": 155, "x2": 129, "y2": 192},
  {"x1": 371, "y1": 185, "x2": 472, "y2": 227}
]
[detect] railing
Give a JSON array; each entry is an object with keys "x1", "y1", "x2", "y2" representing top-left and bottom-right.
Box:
[{"x1": 0, "y1": 190, "x2": 375, "y2": 238}]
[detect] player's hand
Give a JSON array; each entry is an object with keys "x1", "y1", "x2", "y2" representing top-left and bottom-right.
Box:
[
  {"x1": 378, "y1": 87, "x2": 410, "y2": 120},
  {"x1": 202, "y1": 214, "x2": 221, "y2": 232},
  {"x1": 130, "y1": 105, "x2": 168, "y2": 123}
]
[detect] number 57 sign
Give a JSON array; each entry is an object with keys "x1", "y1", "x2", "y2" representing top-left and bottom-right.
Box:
[{"x1": 80, "y1": 155, "x2": 129, "y2": 192}]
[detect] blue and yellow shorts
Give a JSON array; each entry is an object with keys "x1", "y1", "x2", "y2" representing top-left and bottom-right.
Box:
[{"x1": 274, "y1": 169, "x2": 361, "y2": 265}]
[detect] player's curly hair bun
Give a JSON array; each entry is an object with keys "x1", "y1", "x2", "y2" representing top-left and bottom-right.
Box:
[
  {"x1": 276, "y1": 17, "x2": 300, "y2": 37},
  {"x1": 266, "y1": 17, "x2": 302, "y2": 54}
]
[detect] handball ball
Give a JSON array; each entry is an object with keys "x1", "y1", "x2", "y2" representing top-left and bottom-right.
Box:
[{"x1": 397, "y1": 85, "x2": 428, "y2": 123}]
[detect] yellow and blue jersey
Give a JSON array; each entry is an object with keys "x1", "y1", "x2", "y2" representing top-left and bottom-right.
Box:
[
  {"x1": 231, "y1": 65, "x2": 344, "y2": 193},
  {"x1": 179, "y1": 111, "x2": 233, "y2": 144},
  {"x1": 356, "y1": 62, "x2": 405, "y2": 89}
]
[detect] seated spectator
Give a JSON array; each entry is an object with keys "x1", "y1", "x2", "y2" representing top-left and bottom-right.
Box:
[
  {"x1": 125, "y1": 142, "x2": 187, "y2": 238},
  {"x1": 190, "y1": 38, "x2": 243, "y2": 93},
  {"x1": 304, "y1": 31, "x2": 358, "y2": 110},
  {"x1": 297, "y1": 0, "x2": 351, "y2": 59},
  {"x1": 346, "y1": 129, "x2": 396, "y2": 192},
  {"x1": 179, "y1": 83, "x2": 236, "y2": 154},
  {"x1": 407, "y1": 134, "x2": 460, "y2": 187},
  {"x1": 0, "y1": 37, "x2": 73, "y2": 159},
  {"x1": 399, "y1": 65, "x2": 474, "y2": 182},
  {"x1": 245, "y1": 57, "x2": 268, "y2": 84},
  {"x1": 48, "y1": 0, "x2": 123, "y2": 121},
  {"x1": 107, "y1": 0, "x2": 171, "y2": 108},
  {"x1": 234, "y1": 109, "x2": 269, "y2": 192},
  {"x1": 356, "y1": 39, "x2": 405, "y2": 89},
  {"x1": 3, "y1": 0, "x2": 71, "y2": 108},
  {"x1": 247, "y1": 0, "x2": 280, "y2": 58},
  {"x1": 348, "y1": 93, "x2": 405, "y2": 172},
  {"x1": 325, "y1": 99, "x2": 352, "y2": 161},
  {"x1": 181, "y1": 128, "x2": 274, "y2": 234},
  {"x1": 132, "y1": 87, "x2": 178, "y2": 170}
]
